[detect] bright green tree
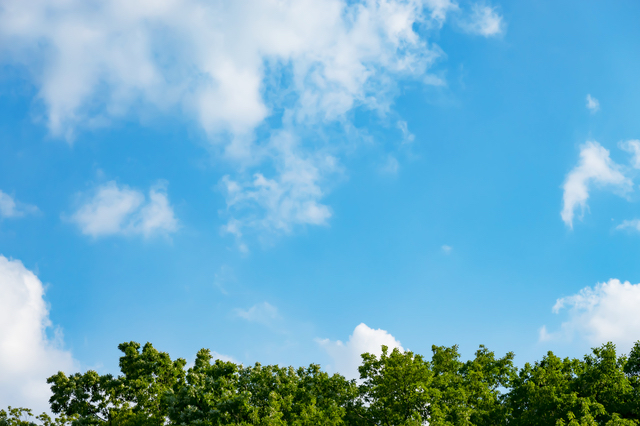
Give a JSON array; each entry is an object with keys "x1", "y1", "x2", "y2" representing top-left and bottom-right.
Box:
[
  {"x1": 48, "y1": 342, "x2": 186, "y2": 425},
  {"x1": 166, "y1": 348, "x2": 354, "y2": 425},
  {"x1": 355, "y1": 346, "x2": 432, "y2": 426}
]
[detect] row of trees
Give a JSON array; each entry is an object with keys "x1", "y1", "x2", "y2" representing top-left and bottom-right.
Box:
[{"x1": 2, "y1": 340, "x2": 640, "y2": 425}]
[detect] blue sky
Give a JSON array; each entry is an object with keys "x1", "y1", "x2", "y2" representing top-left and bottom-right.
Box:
[{"x1": 2, "y1": 0, "x2": 640, "y2": 412}]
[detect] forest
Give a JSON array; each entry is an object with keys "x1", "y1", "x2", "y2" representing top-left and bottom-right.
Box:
[{"x1": 2, "y1": 341, "x2": 640, "y2": 426}]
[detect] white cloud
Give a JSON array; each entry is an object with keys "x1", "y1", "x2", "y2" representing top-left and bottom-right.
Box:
[
  {"x1": 234, "y1": 302, "x2": 280, "y2": 325},
  {"x1": 441, "y1": 244, "x2": 452, "y2": 254},
  {"x1": 70, "y1": 181, "x2": 178, "y2": 238},
  {"x1": 397, "y1": 120, "x2": 416, "y2": 144},
  {"x1": 586, "y1": 94, "x2": 600, "y2": 113},
  {"x1": 0, "y1": 190, "x2": 38, "y2": 219},
  {"x1": 0, "y1": 0, "x2": 459, "y2": 240},
  {"x1": 561, "y1": 141, "x2": 631, "y2": 228},
  {"x1": 616, "y1": 219, "x2": 640, "y2": 233},
  {"x1": 540, "y1": 279, "x2": 640, "y2": 351},
  {"x1": 620, "y1": 139, "x2": 640, "y2": 169},
  {"x1": 318, "y1": 323, "x2": 403, "y2": 380},
  {"x1": 221, "y1": 131, "x2": 336, "y2": 235},
  {"x1": 210, "y1": 351, "x2": 238, "y2": 364},
  {"x1": 459, "y1": 4, "x2": 505, "y2": 37},
  {"x1": 0, "y1": 255, "x2": 77, "y2": 413},
  {"x1": 380, "y1": 155, "x2": 400, "y2": 174}
]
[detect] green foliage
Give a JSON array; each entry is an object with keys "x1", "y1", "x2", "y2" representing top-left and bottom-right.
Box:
[
  {"x1": 5, "y1": 340, "x2": 640, "y2": 425},
  {"x1": 426, "y1": 344, "x2": 515, "y2": 426},
  {"x1": 506, "y1": 342, "x2": 640, "y2": 426},
  {"x1": 0, "y1": 407, "x2": 74, "y2": 426},
  {"x1": 356, "y1": 346, "x2": 432, "y2": 425},
  {"x1": 47, "y1": 341, "x2": 186, "y2": 425},
  {"x1": 166, "y1": 348, "x2": 354, "y2": 425}
]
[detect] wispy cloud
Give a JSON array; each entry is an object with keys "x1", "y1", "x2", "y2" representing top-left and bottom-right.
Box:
[
  {"x1": 586, "y1": 94, "x2": 600, "y2": 113},
  {"x1": 616, "y1": 219, "x2": 640, "y2": 233},
  {"x1": 220, "y1": 131, "x2": 336, "y2": 237},
  {"x1": 441, "y1": 244, "x2": 452, "y2": 254},
  {"x1": 0, "y1": 190, "x2": 38, "y2": 219},
  {"x1": 540, "y1": 279, "x2": 640, "y2": 351},
  {"x1": 561, "y1": 141, "x2": 631, "y2": 228},
  {"x1": 234, "y1": 302, "x2": 281, "y2": 326},
  {"x1": 317, "y1": 323, "x2": 403, "y2": 380},
  {"x1": 213, "y1": 265, "x2": 236, "y2": 295},
  {"x1": 459, "y1": 4, "x2": 506, "y2": 37},
  {"x1": 0, "y1": 255, "x2": 78, "y2": 413},
  {"x1": 70, "y1": 181, "x2": 178, "y2": 238},
  {"x1": 380, "y1": 155, "x2": 400, "y2": 175},
  {"x1": 620, "y1": 139, "x2": 640, "y2": 169}
]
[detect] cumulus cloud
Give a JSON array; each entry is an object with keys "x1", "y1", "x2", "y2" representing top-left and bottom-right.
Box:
[
  {"x1": 0, "y1": 0, "x2": 461, "y2": 240},
  {"x1": 234, "y1": 302, "x2": 280, "y2": 326},
  {"x1": 561, "y1": 141, "x2": 631, "y2": 228},
  {"x1": 0, "y1": 255, "x2": 77, "y2": 413},
  {"x1": 318, "y1": 323, "x2": 403, "y2": 379},
  {"x1": 586, "y1": 94, "x2": 600, "y2": 113},
  {"x1": 70, "y1": 181, "x2": 178, "y2": 238},
  {"x1": 540, "y1": 279, "x2": 640, "y2": 351},
  {"x1": 459, "y1": 4, "x2": 505, "y2": 37},
  {"x1": 0, "y1": 190, "x2": 38, "y2": 218}
]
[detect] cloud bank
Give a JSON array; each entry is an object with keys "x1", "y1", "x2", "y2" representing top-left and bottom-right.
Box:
[
  {"x1": 0, "y1": 0, "x2": 488, "y2": 241},
  {"x1": 540, "y1": 279, "x2": 640, "y2": 351},
  {"x1": 318, "y1": 323, "x2": 403, "y2": 379},
  {"x1": 0, "y1": 255, "x2": 77, "y2": 413},
  {"x1": 0, "y1": 0, "x2": 455, "y2": 139},
  {"x1": 70, "y1": 181, "x2": 178, "y2": 238}
]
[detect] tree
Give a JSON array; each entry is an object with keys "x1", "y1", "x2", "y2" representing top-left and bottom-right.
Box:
[
  {"x1": 355, "y1": 346, "x2": 432, "y2": 425},
  {"x1": 0, "y1": 407, "x2": 73, "y2": 426},
  {"x1": 5, "y1": 339, "x2": 640, "y2": 425},
  {"x1": 48, "y1": 342, "x2": 186, "y2": 425},
  {"x1": 166, "y1": 348, "x2": 355, "y2": 425},
  {"x1": 507, "y1": 343, "x2": 640, "y2": 426},
  {"x1": 507, "y1": 351, "x2": 589, "y2": 426},
  {"x1": 458, "y1": 345, "x2": 515, "y2": 426}
]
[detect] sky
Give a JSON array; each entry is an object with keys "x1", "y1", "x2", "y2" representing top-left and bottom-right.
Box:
[{"x1": 2, "y1": 0, "x2": 640, "y2": 413}]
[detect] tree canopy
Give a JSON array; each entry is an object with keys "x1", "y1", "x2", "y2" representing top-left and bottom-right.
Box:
[{"x1": 3, "y1": 341, "x2": 640, "y2": 426}]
